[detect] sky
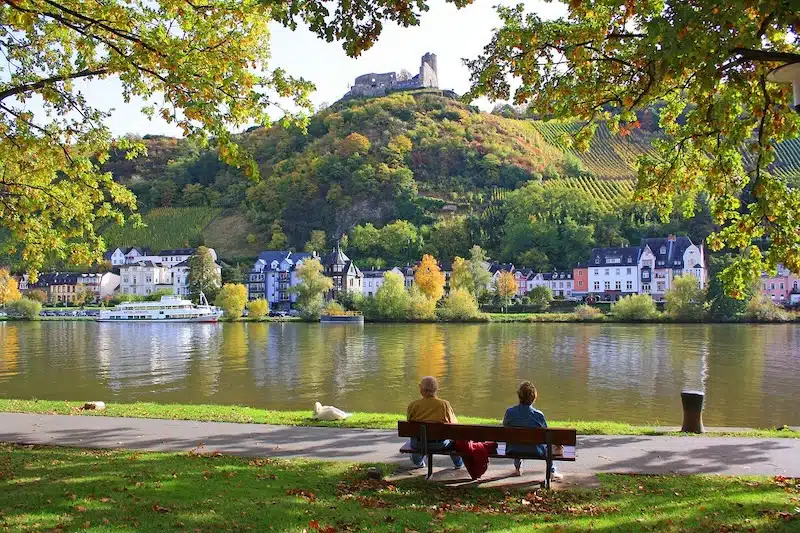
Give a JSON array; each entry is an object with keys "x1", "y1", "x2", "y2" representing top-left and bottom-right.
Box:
[{"x1": 71, "y1": 0, "x2": 567, "y2": 137}]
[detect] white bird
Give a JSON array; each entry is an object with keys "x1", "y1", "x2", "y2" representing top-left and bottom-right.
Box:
[{"x1": 312, "y1": 402, "x2": 351, "y2": 421}]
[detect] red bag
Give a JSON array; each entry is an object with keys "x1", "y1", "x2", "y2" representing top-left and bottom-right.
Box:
[{"x1": 454, "y1": 440, "x2": 498, "y2": 480}]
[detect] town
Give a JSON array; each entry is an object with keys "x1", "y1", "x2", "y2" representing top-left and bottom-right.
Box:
[{"x1": 8, "y1": 234, "x2": 798, "y2": 312}]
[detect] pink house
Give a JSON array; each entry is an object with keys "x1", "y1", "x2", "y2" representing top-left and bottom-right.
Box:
[{"x1": 760, "y1": 265, "x2": 799, "y2": 305}]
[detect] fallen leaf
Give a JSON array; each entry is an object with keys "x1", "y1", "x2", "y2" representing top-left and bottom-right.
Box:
[
  {"x1": 152, "y1": 502, "x2": 170, "y2": 513},
  {"x1": 76, "y1": 505, "x2": 87, "y2": 513}
]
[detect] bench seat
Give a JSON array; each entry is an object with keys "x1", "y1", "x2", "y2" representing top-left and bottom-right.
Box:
[
  {"x1": 398, "y1": 421, "x2": 578, "y2": 488},
  {"x1": 399, "y1": 442, "x2": 576, "y2": 461}
]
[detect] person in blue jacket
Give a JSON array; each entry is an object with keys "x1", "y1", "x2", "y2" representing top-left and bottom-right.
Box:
[{"x1": 502, "y1": 380, "x2": 563, "y2": 480}]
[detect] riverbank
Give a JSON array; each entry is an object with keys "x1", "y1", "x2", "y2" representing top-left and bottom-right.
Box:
[
  {"x1": 2, "y1": 399, "x2": 797, "y2": 438},
  {"x1": 2, "y1": 443, "x2": 797, "y2": 533}
]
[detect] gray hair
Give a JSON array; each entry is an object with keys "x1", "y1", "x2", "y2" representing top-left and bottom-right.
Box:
[{"x1": 420, "y1": 376, "x2": 439, "y2": 397}]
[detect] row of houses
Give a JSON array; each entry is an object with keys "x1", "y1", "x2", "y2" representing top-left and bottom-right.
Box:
[
  {"x1": 245, "y1": 236, "x2": 707, "y2": 309},
  {"x1": 20, "y1": 247, "x2": 221, "y2": 304}
]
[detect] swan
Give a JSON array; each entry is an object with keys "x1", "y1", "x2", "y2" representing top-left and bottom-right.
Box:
[{"x1": 312, "y1": 402, "x2": 351, "y2": 421}]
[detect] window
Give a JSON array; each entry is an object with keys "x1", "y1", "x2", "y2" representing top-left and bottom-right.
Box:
[
  {"x1": 642, "y1": 284, "x2": 651, "y2": 293},
  {"x1": 615, "y1": 281, "x2": 621, "y2": 290},
  {"x1": 593, "y1": 281, "x2": 600, "y2": 291},
  {"x1": 604, "y1": 281, "x2": 610, "y2": 290},
  {"x1": 626, "y1": 268, "x2": 631, "y2": 275},
  {"x1": 626, "y1": 280, "x2": 633, "y2": 291},
  {"x1": 594, "y1": 269, "x2": 599, "y2": 275},
  {"x1": 794, "y1": 281, "x2": 798, "y2": 289},
  {"x1": 780, "y1": 283, "x2": 784, "y2": 289},
  {"x1": 615, "y1": 268, "x2": 620, "y2": 275},
  {"x1": 578, "y1": 280, "x2": 584, "y2": 288},
  {"x1": 656, "y1": 281, "x2": 665, "y2": 291},
  {"x1": 604, "y1": 269, "x2": 609, "y2": 275},
  {"x1": 660, "y1": 246, "x2": 666, "y2": 254}
]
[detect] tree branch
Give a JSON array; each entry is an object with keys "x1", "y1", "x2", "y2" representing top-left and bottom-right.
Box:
[
  {"x1": 0, "y1": 68, "x2": 109, "y2": 102},
  {"x1": 730, "y1": 47, "x2": 800, "y2": 64}
]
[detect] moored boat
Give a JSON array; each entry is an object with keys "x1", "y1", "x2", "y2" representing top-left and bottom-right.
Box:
[{"x1": 97, "y1": 293, "x2": 222, "y2": 323}]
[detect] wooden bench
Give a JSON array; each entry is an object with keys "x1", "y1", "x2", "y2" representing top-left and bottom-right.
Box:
[{"x1": 398, "y1": 421, "x2": 577, "y2": 488}]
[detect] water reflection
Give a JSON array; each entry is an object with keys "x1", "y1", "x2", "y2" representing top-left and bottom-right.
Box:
[{"x1": 1, "y1": 322, "x2": 797, "y2": 428}]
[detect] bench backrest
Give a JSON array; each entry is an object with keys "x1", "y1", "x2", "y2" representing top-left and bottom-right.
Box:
[{"x1": 398, "y1": 421, "x2": 577, "y2": 446}]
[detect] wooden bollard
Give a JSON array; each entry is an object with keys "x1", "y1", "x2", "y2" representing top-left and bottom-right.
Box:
[{"x1": 680, "y1": 390, "x2": 704, "y2": 433}]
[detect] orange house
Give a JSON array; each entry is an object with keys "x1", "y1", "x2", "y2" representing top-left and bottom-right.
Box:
[{"x1": 572, "y1": 265, "x2": 589, "y2": 299}]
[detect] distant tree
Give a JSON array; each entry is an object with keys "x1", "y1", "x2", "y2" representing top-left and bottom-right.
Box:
[
  {"x1": 414, "y1": 254, "x2": 445, "y2": 302},
  {"x1": 665, "y1": 275, "x2": 706, "y2": 321},
  {"x1": 26, "y1": 289, "x2": 48, "y2": 305},
  {"x1": 375, "y1": 271, "x2": 410, "y2": 321},
  {"x1": 612, "y1": 294, "x2": 659, "y2": 321},
  {"x1": 247, "y1": 298, "x2": 269, "y2": 320},
  {"x1": 426, "y1": 216, "x2": 471, "y2": 261},
  {"x1": 335, "y1": 290, "x2": 362, "y2": 311},
  {"x1": 397, "y1": 69, "x2": 412, "y2": 81},
  {"x1": 745, "y1": 293, "x2": 791, "y2": 323},
  {"x1": 222, "y1": 264, "x2": 246, "y2": 285},
  {"x1": 292, "y1": 258, "x2": 333, "y2": 321},
  {"x1": 451, "y1": 257, "x2": 473, "y2": 294},
  {"x1": 323, "y1": 300, "x2": 346, "y2": 316},
  {"x1": 0, "y1": 269, "x2": 21, "y2": 306},
  {"x1": 517, "y1": 249, "x2": 551, "y2": 273},
  {"x1": 408, "y1": 286, "x2": 437, "y2": 320},
  {"x1": 74, "y1": 287, "x2": 96, "y2": 307},
  {"x1": 337, "y1": 132, "x2": 372, "y2": 157},
  {"x1": 528, "y1": 285, "x2": 552, "y2": 312},
  {"x1": 468, "y1": 246, "x2": 492, "y2": 300},
  {"x1": 8, "y1": 298, "x2": 41, "y2": 320},
  {"x1": 215, "y1": 284, "x2": 248, "y2": 319},
  {"x1": 188, "y1": 246, "x2": 221, "y2": 303},
  {"x1": 706, "y1": 255, "x2": 751, "y2": 322},
  {"x1": 494, "y1": 271, "x2": 517, "y2": 312},
  {"x1": 438, "y1": 288, "x2": 481, "y2": 321},
  {"x1": 145, "y1": 289, "x2": 175, "y2": 302},
  {"x1": 304, "y1": 230, "x2": 327, "y2": 253},
  {"x1": 267, "y1": 221, "x2": 288, "y2": 250}
]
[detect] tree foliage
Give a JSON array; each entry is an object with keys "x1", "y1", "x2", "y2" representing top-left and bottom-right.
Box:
[
  {"x1": 407, "y1": 285, "x2": 437, "y2": 320},
  {"x1": 0, "y1": 269, "x2": 21, "y2": 305},
  {"x1": 292, "y1": 257, "x2": 332, "y2": 321},
  {"x1": 414, "y1": 254, "x2": 445, "y2": 302},
  {"x1": 8, "y1": 297, "x2": 41, "y2": 319},
  {"x1": 0, "y1": 0, "x2": 315, "y2": 275},
  {"x1": 450, "y1": 256, "x2": 472, "y2": 294},
  {"x1": 304, "y1": 230, "x2": 327, "y2": 253},
  {"x1": 611, "y1": 294, "x2": 659, "y2": 321},
  {"x1": 374, "y1": 271, "x2": 410, "y2": 321},
  {"x1": 437, "y1": 288, "x2": 481, "y2": 321},
  {"x1": 468, "y1": 245, "x2": 492, "y2": 300},
  {"x1": 665, "y1": 275, "x2": 706, "y2": 321},
  {"x1": 247, "y1": 298, "x2": 268, "y2": 320},
  {"x1": 494, "y1": 270, "x2": 517, "y2": 310},
  {"x1": 188, "y1": 246, "x2": 220, "y2": 303},
  {"x1": 528, "y1": 285, "x2": 552, "y2": 312},
  {"x1": 215, "y1": 283, "x2": 248, "y2": 318},
  {"x1": 467, "y1": 0, "x2": 800, "y2": 294}
]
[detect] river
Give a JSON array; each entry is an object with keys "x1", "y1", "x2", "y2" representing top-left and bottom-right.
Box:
[{"x1": 1, "y1": 321, "x2": 798, "y2": 428}]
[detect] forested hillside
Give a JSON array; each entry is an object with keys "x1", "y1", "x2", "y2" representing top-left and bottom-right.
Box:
[{"x1": 96, "y1": 91, "x2": 800, "y2": 268}]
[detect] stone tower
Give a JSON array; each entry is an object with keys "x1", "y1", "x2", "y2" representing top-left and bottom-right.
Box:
[{"x1": 419, "y1": 52, "x2": 439, "y2": 88}]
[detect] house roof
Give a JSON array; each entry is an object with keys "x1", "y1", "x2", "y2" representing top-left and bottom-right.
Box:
[
  {"x1": 363, "y1": 269, "x2": 387, "y2": 278},
  {"x1": 157, "y1": 248, "x2": 195, "y2": 256},
  {"x1": 30, "y1": 272, "x2": 81, "y2": 287},
  {"x1": 640, "y1": 236, "x2": 696, "y2": 269},
  {"x1": 489, "y1": 263, "x2": 514, "y2": 274},
  {"x1": 551, "y1": 271, "x2": 573, "y2": 280},
  {"x1": 588, "y1": 247, "x2": 641, "y2": 267},
  {"x1": 252, "y1": 251, "x2": 313, "y2": 272},
  {"x1": 120, "y1": 260, "x2": 161, "y2": 268}
]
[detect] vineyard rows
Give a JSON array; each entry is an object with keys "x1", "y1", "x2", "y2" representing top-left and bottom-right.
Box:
[
  {"x1": 543, "y1": 176, "x2": 635, "y2": 213},
  {"x1": 102, "y1": 207, "x2": 221, "y2": 250}
]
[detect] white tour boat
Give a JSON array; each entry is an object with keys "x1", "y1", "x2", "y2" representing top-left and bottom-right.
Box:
[{"x1": 97, "y1": 293, "x2": 223, "y2": 323}]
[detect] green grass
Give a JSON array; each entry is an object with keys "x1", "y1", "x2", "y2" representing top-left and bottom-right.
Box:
[
  {"x1": 0, "y1": 443, "x2": 798, "y2": 532},
  {"x1": 489, "y1": 312, "x2": 594, "y2": 323},
  {"x1": 2, "y1": 399, "x2": 797, "y2": 438}
]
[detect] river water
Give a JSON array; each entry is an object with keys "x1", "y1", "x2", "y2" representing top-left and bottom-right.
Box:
[{"x1": 1, "y1": 321, "x2": 798, "y2": 428}]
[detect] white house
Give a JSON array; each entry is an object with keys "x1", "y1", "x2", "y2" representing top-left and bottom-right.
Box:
[
  {"x1": 587, "y1": 247, "x2": 641, "y2": 299},
  {"x1": 362, "y1": 267, "x2": 404, "y2": 297},
  {"x1": 119, "y1": 261, "x2": 172, "y2": 296},
  {"x1": 104, "y1": 247, "x2": 151, "y2": 266},
  {"x1": 80, "y1": 272, "x2": 120, "y2": 300},
  {"x1": 639, "y1": 236, "x2": 705, "y2": 300},
  {"x1": 545, "y1": 271, "x2": 574, "y2": 298},
  {"x1": 247, "y1": 251, "x2": 317, "y2": 309}
]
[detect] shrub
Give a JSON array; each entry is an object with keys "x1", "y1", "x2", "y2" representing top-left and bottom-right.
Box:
[
  {"x1": 665, "y1": 275, "x2": 706, "y2": 321},
  {"x1": 573, "y1": 304, "x2": 602, "y2": 321},
  {"x1": 408, "y1": 286, "x2": 436, "y2": 320},
  {"x1": 745, "y1": 293, "x2": 791, "y2": 322},
  {"x1": 528, "y1": 285, "x2": 552, "y2": 312},
  {"x1": 323, "y1": 301, "x2": 346, "y2": 316},
  {"x1": 214, "y1": 283, "x2": 248, "y2": 318},
  {"x1": 356, "y1": 295, "x2": 379, "y2": 321},
  {"x1": 8, "y1": 297, "x2": 42, "y2": 320},
  {"x1": 438, "y1": 288, "x2": 482, "y2": 321},
  {"x1": 247, "y1": 298, "x2": 268, "y2": 320},
  {"x1": 375, "y1": 272, "x2": 410, "y2": 321},
  {"x1": 611, "y1": 294, "x2": 659, "y2": 321}
]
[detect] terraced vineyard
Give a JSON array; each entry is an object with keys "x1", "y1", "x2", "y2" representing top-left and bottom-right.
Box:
[
  {"x1": 543, "y1": 176, "x2": 635, "y2": 213},
  {"x1": 102, "y1": 207, "x2": 221, "y2": 250},
  {"x1": 533, "y1": 121, "x2": 653, "y2": 179}
]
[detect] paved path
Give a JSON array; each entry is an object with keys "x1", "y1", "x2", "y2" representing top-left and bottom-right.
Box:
[{"x1": 2, "y1": 413, "x2": 799, "y2": 477}]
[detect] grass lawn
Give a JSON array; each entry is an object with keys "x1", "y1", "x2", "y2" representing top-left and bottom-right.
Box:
[
  {"x1": 2, "y1": 399, "x2": 798, "y2": 439},
  {"x1": 0, "y1": 443, "x2": 798, "y2": 532}
]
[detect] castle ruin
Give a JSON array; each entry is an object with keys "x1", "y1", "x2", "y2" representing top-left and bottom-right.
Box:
[{"x1": 345, "y1": 53, "x2": 439, "y2": 99}]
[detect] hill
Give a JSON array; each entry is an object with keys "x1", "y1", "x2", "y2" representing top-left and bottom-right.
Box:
[{"x1": 95, "y1": 91, "x2": 800, "y2": 267}]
